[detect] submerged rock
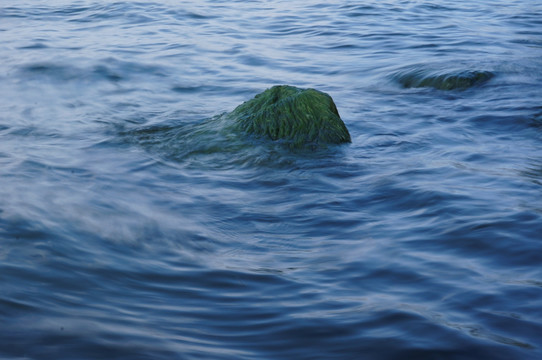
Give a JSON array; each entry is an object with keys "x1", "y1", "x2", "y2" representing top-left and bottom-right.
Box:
[
  {"x1": 227, "y1": 85, "x2": 351, "y2": 147},
  {"x1": 395, "y1": 69, "x2": 494, "y2": 90}
]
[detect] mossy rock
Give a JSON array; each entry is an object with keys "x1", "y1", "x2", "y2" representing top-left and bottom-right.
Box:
[
  {"x1": 125, "y1": 85, "x2": 351, "y2": 167},
  {"x1": 227, "y1": 85, "x2": 351, "y2": 147},
  {"x1": 396, "y1": 69, "x2": 494, "y2": 90}
]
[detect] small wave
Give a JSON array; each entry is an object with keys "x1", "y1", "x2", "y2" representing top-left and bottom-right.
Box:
[
  {"x1": 392, "y1": 66, "x2": 495, "y2": 90},
  {"x1": 19, "y1": 62, "x2": 122, "y2": 84},
  {"x1": 18, "y1": 58, "x2": 168, "y2": 84},
  {"x1": 17, "y1": 42, "x2": 49, "y2": 50},
  {"x1": 19, "y1": 63, "x2": 80, "y2": 82}
]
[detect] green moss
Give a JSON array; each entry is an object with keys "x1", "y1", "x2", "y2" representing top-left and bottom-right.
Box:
[
  {"x1": 227, "y1": 85, "x2": 351, "y2": 147},
  {"x1": 397, "y1": 70, "x2": 494, "y2": 90}
]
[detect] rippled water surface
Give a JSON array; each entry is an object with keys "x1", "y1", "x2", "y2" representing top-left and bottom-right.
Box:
[{"x1": 1, "y1": 1, "x2": 542, "y2": 359}]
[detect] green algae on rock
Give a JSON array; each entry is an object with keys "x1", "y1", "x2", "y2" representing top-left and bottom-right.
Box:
[
  {"x1": 124, "y1": 85, "x2": 351, "y2": 168},
  {"x1": 227, "y1": 85, "x2": 351, "y2": 147},
  {"x1": 394, "y1": 68, "x2": 495, "y2": 90}
]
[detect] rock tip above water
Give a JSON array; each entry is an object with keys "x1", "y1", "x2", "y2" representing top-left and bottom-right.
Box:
[
  {"x1": 395, "y1": 69, "x2": 495, "y2": 90},
  {"x1": 228, "y1": 85, "x2": 351, "y2": 147}
]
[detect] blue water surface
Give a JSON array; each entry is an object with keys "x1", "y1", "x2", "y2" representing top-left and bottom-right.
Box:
[{"x1": 1, "y1": 1, "x2": 542, "y2": 359}]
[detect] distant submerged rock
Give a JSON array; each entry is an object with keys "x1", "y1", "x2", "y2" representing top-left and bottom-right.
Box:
[
  {"x1": 227, "y1": 85, "x2": 351, "y2": 147},
  {"x1": 393, "y1": 67, "x2": 495, "y2": 90}
]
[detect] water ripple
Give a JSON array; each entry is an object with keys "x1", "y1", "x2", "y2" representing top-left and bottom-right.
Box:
[{"x1": 1, "y1": 0, "x2": 542, "y2": 359}]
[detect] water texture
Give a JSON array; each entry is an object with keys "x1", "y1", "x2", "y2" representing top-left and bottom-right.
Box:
[{"x1": 1, "y1": 1, "x2": 542, "y2": 359}]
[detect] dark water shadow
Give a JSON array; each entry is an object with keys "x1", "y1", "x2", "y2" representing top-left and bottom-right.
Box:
[{"x1": 519, "y1": 159, "x2": 542, "y2": 187}]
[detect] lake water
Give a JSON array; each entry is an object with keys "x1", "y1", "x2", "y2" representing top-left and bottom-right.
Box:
[{"x1": 1, "y1": 1, "x2": 542, "y2": 359}]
